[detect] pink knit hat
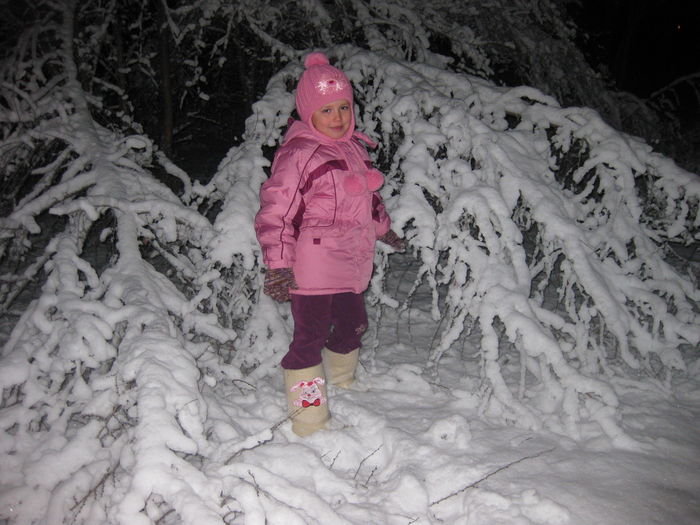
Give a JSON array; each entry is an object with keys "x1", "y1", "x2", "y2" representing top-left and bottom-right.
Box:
[{"x1": 295, "y1": 52, "x2": 354, "y2": 127}]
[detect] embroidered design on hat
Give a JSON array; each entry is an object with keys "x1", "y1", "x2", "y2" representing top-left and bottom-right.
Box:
[
  {"x1": 290, "y1": 377, "x2": 327, "y2": 408},
  {"x1": 316, "y1": 78, "x2": 347, "y2": 95}
]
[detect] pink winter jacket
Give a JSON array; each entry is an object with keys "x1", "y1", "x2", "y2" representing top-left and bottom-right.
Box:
[{"x1": 255, "y1": 120, "x2": 391, "y2": 295}]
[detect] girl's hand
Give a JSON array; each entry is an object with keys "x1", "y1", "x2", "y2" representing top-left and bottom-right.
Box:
[
  {"x1": 378, "y1": 230, "x2": 406, "y2": 252},
  {"x1": 263, "y1": 268, "x2": 297, "y2": 302}
]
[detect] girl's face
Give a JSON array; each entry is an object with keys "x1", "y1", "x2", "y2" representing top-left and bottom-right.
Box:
[{"x1": 311, "y1": 99, "x2": 352, "y2": 139}]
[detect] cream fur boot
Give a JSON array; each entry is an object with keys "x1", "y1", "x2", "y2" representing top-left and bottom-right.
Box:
[
  {"x1": 322, "y1": 348, "x2": 359, "y2": 388},
  {"x1": 284, "y1": 364, "x2": 330, "y2": 437}
]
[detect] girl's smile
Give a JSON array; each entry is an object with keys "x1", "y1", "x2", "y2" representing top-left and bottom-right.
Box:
[{"x1": 311, "y1": 99, "x2": 352, "y2": 139}]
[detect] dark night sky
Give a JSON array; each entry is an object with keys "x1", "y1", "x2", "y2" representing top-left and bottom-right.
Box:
[{"x1": 572, "y1": 0, "x2": 700, "y2": 98}]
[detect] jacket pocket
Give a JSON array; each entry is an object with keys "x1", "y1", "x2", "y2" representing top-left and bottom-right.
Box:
[{"x1": 299, "y1": 160, "x2": 343, "y2": 229}]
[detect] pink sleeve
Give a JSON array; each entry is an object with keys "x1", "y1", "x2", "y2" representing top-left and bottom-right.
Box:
[
  {"x1": 254, "y1": 147, "x2": 306, "y2": 268},
  {"x1": 372, "y1": 192, "x2": 391, "y2": 238}
]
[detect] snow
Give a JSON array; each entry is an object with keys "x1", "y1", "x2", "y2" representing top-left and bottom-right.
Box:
[
  {"x1": 1, "y1": 4, "x2": 699, "y2": 523},
  {"x1": 5, "y1": 257, "x2": 700, "y2": 524},
  {"x1": 141, "y1": 300, "x2": 698, "y2": 525}
]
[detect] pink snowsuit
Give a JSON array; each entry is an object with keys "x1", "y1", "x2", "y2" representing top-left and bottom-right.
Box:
[{"x1": 255, "y1": 120, "x2": 391, "y2": 295}]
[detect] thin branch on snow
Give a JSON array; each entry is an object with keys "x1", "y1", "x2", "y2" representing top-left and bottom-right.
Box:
[
  {"x1": 354, "y1": 445, "x2": 383, "y2": 481},
  {"x1": 429, "y1": 447, "x2": 556, "y2": 506}
]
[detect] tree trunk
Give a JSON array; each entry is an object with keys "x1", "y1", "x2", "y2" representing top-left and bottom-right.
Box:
[{"x1": 155, "y1": 0, "x2": 174, "y2": 156}]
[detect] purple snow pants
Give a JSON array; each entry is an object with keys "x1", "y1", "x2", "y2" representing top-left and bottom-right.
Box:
[{"x1": 281, "y1": 292, "x2": 368, "y2": 370}]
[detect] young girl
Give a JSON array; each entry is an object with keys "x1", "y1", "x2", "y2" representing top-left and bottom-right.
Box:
[{"x1": 254, "y1": 52, "x2": 403, "y2": 436}]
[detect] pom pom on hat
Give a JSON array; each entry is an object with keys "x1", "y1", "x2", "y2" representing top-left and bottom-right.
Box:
[
  {"x1": 304, "y1": 52, "x2": 330, "y2": 68},
  {"x1": 295, "y1": 52, "x2": 354, "y2": 131}
]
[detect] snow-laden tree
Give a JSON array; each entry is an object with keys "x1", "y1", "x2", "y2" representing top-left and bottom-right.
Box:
[
  {"x1": 205, "y1": 45, "x2": 699, "y2": 438},
  {"x1": 0, "y1": 2, "x2": 236, "y2": 522},
  {"x1": 1, "y1": 0, "x2": 698, "y2": 523}
]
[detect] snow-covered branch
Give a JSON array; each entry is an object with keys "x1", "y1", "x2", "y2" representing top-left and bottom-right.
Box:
[{"x1": 0, "y1": 2, "x2": 236, "y2": 523}]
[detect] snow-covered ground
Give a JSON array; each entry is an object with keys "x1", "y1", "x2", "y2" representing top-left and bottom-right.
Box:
[
  {"x1": 187, "y1": 266, "x2": 700, "y2": 525},
  {"x1": 3, "y1": 258, "x2": 698, "y2": 525}
]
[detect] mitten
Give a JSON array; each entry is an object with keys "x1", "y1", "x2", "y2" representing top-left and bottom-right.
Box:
[
  {"x1": 263, "y1": 267, "x2": 297, "y2": 302},
  {"x1": 377, "y1": 230, "x2": 406, "y2": 252}
]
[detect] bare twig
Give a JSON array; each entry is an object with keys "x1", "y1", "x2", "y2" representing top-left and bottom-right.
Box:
[
  {"x1": 329, "y1": 449, "x2": 341, "y2": 470},
  {"x1": 70, "y1": 463, "x2": 118, "y2": 518},
  {"x1": 155, "y1": 508, "x2": 176, "y2": 524},
  {"x1": 429, "y1": 447, "x2": 556, "y2": 506},
  {"x1": 363, "y1": 466, "x2": 378, "y2": 487},
  {"x1": 232, "y1": 378, "x2": 257, "y2": 390},
  {"x1": 354, "y1": 445, "x2": 382, "y2": 480},
  {"x1": 248, "y1": 470, "x2": 260, "y2": 497}
]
